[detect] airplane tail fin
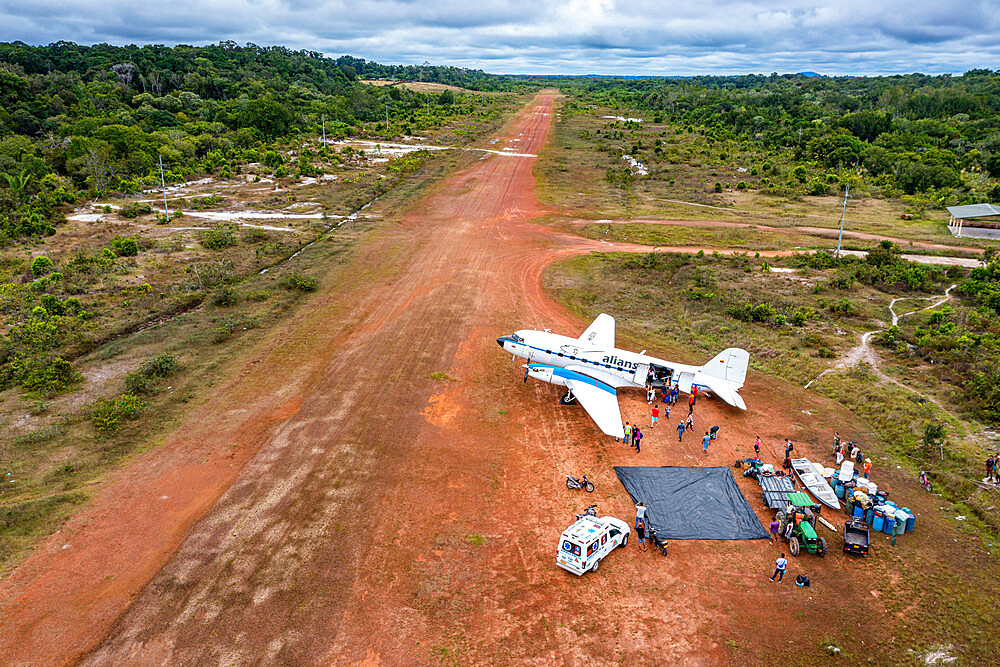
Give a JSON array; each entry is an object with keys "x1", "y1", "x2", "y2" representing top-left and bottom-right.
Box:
[{"x1": 695, "y1": 348, "x2": 750, "y2": 411}]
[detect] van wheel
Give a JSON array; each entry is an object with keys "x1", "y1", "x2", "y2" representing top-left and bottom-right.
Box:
[
  {"x1": 621, "y1": 534, "x2": 628, "y2": 548},
  {"x1": 591, "y1": 558, "x2": 600, "y2": 572}
]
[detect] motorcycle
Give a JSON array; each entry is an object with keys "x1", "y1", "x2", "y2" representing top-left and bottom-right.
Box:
[
  {"x1": 919, "y1": 470, "x2": 933, "y2": 493},
  {"x1": 646, "y1": 526, "x2": 668, "y2": 557},
  {"x1": 566, "y1": 474, "x2": 595, "y2": 492},
  {"x1": 574, "y1": 505, "x2": 598, "y2": 521}
]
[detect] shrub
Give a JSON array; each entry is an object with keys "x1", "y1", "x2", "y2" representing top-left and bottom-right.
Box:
[
  {"x1": 31, "y1": 256, "x2": 53, "y2": 276},
  {"x1": 120, "y1": 202, "x2": 153, "y2": 219},
  {"x1": 713, "y1": 182, "x2": 723, "y2": 193},
  {"x1": 200, "y1": 228, "x2": 238, "y2": 251},
  {"x1": 818, "y1": 347, "x2": 835, "y2": 358},
  {"x1": 736, "y1": 180, "x2": 748, "y2": 190},
  {"x1": 829, "y1": 298, "x2": 857, "y2": 316},
  {"x1": 21, "y1": 357, "x2": 82, "y2": 396},
  {"x1": 212, "y1": 315, "x2": 242, "y2": 343},
  {"x1": 89, "y1": 393, "x2": 145, "y2": 435},
  {"x1": 727, "y1": 300, "x2": 778, "y2": 323},
  {"x1": 213, "y1": 286, "x2": 240, "y2": 306},
  {"x1": 110, "y1": 236, "x2": 139, "y2": 257},
  {"x1": 124, "y1": 353, "x2": 178, "y2": 395},
  {"x1": 279, "y1": 273, "x2": 318, "y2": 292}
]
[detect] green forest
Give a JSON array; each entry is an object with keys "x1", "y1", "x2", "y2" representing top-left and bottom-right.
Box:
[
  {"x1": 545, "y1": 72, "x2": 1000, "y2": 204},
  {"x1": 0, "y1": 41, "x2": 518, "y2": 244}
]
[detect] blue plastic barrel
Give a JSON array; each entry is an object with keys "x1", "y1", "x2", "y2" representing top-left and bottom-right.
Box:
[
  {"x1": 885, "y1": 500, "x2": 897, "y2": 509},
  {"x1": 882, "y1": 513, "x2": 896, "y2": 535},
  {"x1": 902, "y1": 508, "x2": 915, "y2": 532},
  {"x1": 872, "y1": 509, "x2": 885, "y2": 532},
  {"x1": 835, "y1": 483, "x2": 845, "y2": 499},
  {"x1": 865, "y1": 508, "x2": 875, "y2": 525},
  {"x1": 853, "y1": 504, "x2": 865, "y2": 520}
]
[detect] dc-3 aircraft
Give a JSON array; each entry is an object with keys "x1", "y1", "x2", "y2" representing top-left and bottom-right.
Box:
[{"x1": 497, "y1": 314, "x2": 749, "y2": 439}]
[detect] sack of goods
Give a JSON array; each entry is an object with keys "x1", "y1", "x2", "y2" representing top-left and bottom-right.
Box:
[{"x1": 795, "y1": 574, "x2": 811, "y2": 587}]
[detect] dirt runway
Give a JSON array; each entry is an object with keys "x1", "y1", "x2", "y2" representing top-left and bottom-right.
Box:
[{"x1": 0, "y1": 93, "x2": 931, "y2": 665}]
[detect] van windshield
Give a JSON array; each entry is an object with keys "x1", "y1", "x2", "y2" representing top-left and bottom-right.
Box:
[{"x1": 562, "y1": 540, "x2": 581, "y2": 557}]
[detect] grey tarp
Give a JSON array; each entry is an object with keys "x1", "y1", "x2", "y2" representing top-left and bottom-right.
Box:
[{"x1": 615, "y1": 466, "x2": 768, "y2": 540}]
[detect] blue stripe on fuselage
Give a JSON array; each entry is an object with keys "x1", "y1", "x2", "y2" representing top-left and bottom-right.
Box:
[{"x1": 528, "y1": 364, "x2": 617, "y2": 395}]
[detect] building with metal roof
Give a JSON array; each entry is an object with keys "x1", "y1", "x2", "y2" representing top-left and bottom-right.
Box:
[{"x1": 947, "y1": 203, "x2": 1000, "y2": 239}]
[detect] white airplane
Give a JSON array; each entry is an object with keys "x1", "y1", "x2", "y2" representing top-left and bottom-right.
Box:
[{"x1": 497, "y1": 314, "x2": 749, "y2": 439}]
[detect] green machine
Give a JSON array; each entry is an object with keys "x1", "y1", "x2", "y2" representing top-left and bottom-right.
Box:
[{"x1": 776, "y1": 492, "x2": 827, "y2": 557}]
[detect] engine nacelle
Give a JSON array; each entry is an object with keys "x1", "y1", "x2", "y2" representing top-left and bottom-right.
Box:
[{"x1": 526, "y1": 365, "x2": 567, "y2": 387}]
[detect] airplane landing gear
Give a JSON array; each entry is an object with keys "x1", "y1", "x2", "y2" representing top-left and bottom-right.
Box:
[{"x1": 559, "y1": 391, "x2": 577, "y2": 405}]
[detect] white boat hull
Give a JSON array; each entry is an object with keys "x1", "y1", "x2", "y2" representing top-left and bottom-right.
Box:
[{"x1": 791, "y1": 458, "x2": 841, "y2": 510}]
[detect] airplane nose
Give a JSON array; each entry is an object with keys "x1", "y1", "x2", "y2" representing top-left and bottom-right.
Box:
[{"x1": 496, "y1": 337, "x2": 505, "y2": 347}]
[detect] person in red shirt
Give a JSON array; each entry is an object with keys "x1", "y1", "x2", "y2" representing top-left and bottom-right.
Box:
[
  {"x1": 688, "y1": 393, "x2": 695, "y2": 415},
  {"x1": 863, "y1": 458, "x2": 872, "y2": 479},
  {"x1": 651, "y1": 405, "x2": 659, "y2": 427}
]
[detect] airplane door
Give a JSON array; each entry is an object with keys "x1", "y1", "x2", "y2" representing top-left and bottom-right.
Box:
[
  {"x1": 633, "y1": 363, "x2": 650, "y2": 385},
  {"x1": 676, "y1": 371, "x2": 695, "y2": 393}
]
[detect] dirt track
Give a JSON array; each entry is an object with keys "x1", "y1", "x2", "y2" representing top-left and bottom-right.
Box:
[{"x1": 0, "y1": 93, "x2": 951, "y2": 664}]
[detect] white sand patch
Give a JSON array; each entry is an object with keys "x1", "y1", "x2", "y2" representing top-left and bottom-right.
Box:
[
  {"x1": 769, "y1": 267, "x2": 798, "y2": 273},
  {"x1": 67, "y1": 212, "x2": 107, "y2": 222},
  {"x1": 181, "y1": 210, "x2": 332, "y2": 222},
  {"x1": 601, "y1": 115, "x2": 643, "y2": 122}
]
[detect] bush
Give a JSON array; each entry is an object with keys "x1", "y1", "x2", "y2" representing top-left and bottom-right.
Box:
[
  {"x1": 727, "y1": 300, "x2": 778, "y2": 323},
  {"x1": 212, "y1": 285, "x2": 240, "y2": 306},
  {"x1": 30, "y1": 255, "x2": 53, "y2": 276},
  {"x1": 110, "y1": 236, "x2": 139, "y2": 257},
  {"x1": 736, "y1": 180, "x2": 748, "y2": 190},
  {"x1": 21, "y1": 357, "x2": 82, "y2": 396},
  {"x1": 713, "y1": 182, "x2": 723, "y2": 193},
  {"x1": 124, "y1": 353, "x2": 178, "y2": 395},
  {"x1": 120, "y1": 202, "x2": 153, "y2": 219},
  {"x1": 829, "y1": 298, "x2": 857, "y2": 316},
  {"x1": 279, "y1": 273, "x2": 318, "y2": 292},
  {"x1": 89, "y1": 393, "x2": 145, "y2": 435},
  {"x1": 200, "y1": 228, "x2": 237, "y2": 251}
]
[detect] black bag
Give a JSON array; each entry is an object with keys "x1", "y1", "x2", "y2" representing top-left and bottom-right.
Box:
[{"x1": 795, "y1": 574, "x2": 810, "y2": 587}]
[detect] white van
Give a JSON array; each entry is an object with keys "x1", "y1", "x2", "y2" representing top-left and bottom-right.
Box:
[{"x1": 556, "y1": 515, "x2": 631, "y2": 575}]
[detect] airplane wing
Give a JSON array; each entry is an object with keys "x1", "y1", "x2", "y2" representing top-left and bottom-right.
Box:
[
  {"x1": 579, "y1": 313, "x2": 615, "y2": 350},
  {"x1": 565, "y1": 378, "x2": 625, "y2": 439},
  {"x1": 564, "y1": 364, "x2": 631, "y2": 388}
]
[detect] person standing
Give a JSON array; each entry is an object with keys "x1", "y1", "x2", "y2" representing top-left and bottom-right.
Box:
[
  {"x1": 833, "y1": 432, "x2": 841, "y2": 456},
  {"x1": 636, "y1": 519, "x2": 647, "y2": 552},
  {"x1": 670, "y1": 386, "x2": 678, "y2": 405},
  {"x1": 702, "y1": 432, "x2": 711, "y2": 455},
  {"x1": 784, "y1": 439, "x2": 794, "y2": 457},
  {"x1": 688, "y1": 393, "x2": 695, "y2": 415},
  {"x1": 692, "y1": 385, "x2": 699, "y2": 404},
  {"x1": 710, "y1": 425, "x2": 720, "y2": 441},
  {"x1": 835, "y1": 440, "x2": 844, "y2": 465},
  {"x1": 685, "y1": 413, "x2": 694, "y2": 432},
  {"x1": 662, "y1": 386, "x2": 669, "y2": 404},
  {"x1": 677, "y1": 420, "x2": 685, "y2": 442},
  {"x1": 770, "y1": 553, "x2": 787, "y2": 582},
  {"x1": 624, "y1": 421, "x2": 632, "y2": 446},
  {"x1": 846, "y1": 441, "x2": 855, "y2": 461},
  {"x1": 663, "y1": 403, "x2": 670, "y2": 422},
  {"x1": 855, "y1": 448, "x2": 864, "y2": 466},
  {"x1": 651, "y1": 405, "x2": 659, "y2": 427},
  {"x1": 783, "y1": 520, "x2": 794, "y2": 543},
  {"x1": 987, "y1": 455, "x2": 996, "y2": 483},
  {"x1": 634, "y1": 427, "x2": 643, "y2": 453},
  {"x1": 635, "y1": 501, "x2": 646, "y2": 529},
  {"x1": 754, "y1": 434, "x2": 761, "y2": 457},
  {"x1": 647, "y1": 387, "x2": 655, "y2": 405},
  {"x1": 769, "y1": 518, "x2": 779, "y2": 545},
  {"x1": 863, "y1": 458, "x2": 872, "y2": 479}
]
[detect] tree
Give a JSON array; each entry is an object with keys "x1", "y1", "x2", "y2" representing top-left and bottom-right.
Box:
[{"x1": 238, "y1": 97, "x2": 294, "y2": 139}]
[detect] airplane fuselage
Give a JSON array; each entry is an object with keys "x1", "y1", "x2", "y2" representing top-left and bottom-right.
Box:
[{"x1": 499, "y1": 329, "x2": 701, "y2": 391}]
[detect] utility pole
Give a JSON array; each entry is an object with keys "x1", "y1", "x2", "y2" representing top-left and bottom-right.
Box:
[
  {"x1": 835, "y1": 182, "x2": 850, "y2": 259},
  {"x1": 321, "y1": 113, "x2": 326, "y2": 144},
  {"x1": 158, "y1": 154, "x2": 170, "y2": 222}
]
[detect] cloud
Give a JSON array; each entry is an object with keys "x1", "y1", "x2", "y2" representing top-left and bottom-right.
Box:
[{"x1": 1, "y1": 0, "x2": 999, "y2": 74}]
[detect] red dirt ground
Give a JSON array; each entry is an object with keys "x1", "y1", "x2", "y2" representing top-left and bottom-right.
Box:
[{"x1": 0, "y1": 93, "x2": 965, "y2": 665}]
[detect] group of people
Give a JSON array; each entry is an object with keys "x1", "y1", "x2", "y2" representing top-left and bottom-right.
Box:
[
  {"x1": 833, "y1": 432, "x2": 873, "y2": 478},
  {"x1": 986, "y1": 453, "x2": 1000, "y2": 485},
  {"x1": 622, "y1": 422, "x2": 644, "y2": 452}
]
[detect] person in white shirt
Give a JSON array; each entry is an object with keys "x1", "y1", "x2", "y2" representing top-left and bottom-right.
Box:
[
  {"x1": 770, "y1": 554, "x2": 788, "y2": 582},
  {"x1": 635, "y1": 501, "x2": 646, "y2": 529}
]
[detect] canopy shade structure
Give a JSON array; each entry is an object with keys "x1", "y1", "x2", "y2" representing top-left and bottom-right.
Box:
[{"x1": 947, "y1": 203, "x2": 1000, "y2": 239}]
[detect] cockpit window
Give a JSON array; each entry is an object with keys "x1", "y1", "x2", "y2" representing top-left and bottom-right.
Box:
[{"x1": 511, "y1": 334, "x2": 523, "y2": 343}]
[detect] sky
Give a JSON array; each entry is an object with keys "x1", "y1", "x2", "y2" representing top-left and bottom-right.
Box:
[{"x1": 1, "y1": 0, "x2": 999, "y2": 75}]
